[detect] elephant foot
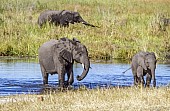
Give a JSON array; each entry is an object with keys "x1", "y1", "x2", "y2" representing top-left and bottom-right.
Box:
[
  {"x1": 145, "y1": 82, "x2": 150, "y2": 87},
  {"x1": 57, "y1": 81, "x2": 73, "y2": 91},
  {"x1": 64, "y1": 81, "x2": 73, "y2": 88},
  {"x1": 57, "y1": 85, "x2": 73, "y2": 91},
  {"x1": 67, "y1": 85, "x2": 74, "y2": 90},
  {"x1": 57, "y1": 87, "x2": 65, "y2": 91},
  {"x1": 64, "y1": 81, "x2": 69, "y2": 87},
  {"x1": 153, "y1": 80, "x2": 156, "y2": 87}
]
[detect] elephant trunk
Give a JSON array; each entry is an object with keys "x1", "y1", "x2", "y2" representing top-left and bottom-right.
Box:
[
  {"x1": 76, "y1": 57, "x2": 90, "y2": 81},
  {"x1": 79, "y1": 18, "x2": 99, "y2": 27},
  {"x1": 82, "y1": 21, "x2": 98, "y2": 27}
]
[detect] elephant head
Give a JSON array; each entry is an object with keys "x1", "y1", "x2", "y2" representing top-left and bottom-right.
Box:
[
  {"x1": 58, "y1": 37, "x2": 90, "y2": 81},
  {"x1": 138, "y1": 51, "x2": 157, "y2": 86},
  {"x1": 138, "y1": 52, "x2": 148, "y2": 70},
  {"x1": 72, "y1": 38, "x2": 90, "y2": 81},
  {"x1": 73, "y1": 11, "x2": 99, "y2": 27},
  {"x1": 57, "y1": 11, "x2": 75, "y2": 26},
  {"x1": 59, "y1": 10, "x2": 98, "y2": 27}
]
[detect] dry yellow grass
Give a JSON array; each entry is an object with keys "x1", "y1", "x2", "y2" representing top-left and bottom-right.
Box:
[
  {"x1": 0, "y1": 87, "x2": 170, "y2": 111},
  {"x1": 141, "y1": 0, "x2": 170, "y2": 2}
]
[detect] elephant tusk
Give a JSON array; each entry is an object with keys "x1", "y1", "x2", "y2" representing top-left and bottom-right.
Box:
[
  {"x1": 81, "y1": 22, "x2": 85, "y2": 24},
  {"x1": 82, "y1": 63, "x2": 85, "y2": 69}
]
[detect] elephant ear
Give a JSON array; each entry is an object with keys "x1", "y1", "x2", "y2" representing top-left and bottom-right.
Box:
[
  {"x1": 72, "y1": 37, "x2": 81, "y2": 45},
  {"x1": 138, "y1": 53, "x2": 147, "y2": 70},
  {"x1": 150, "y1": 52, "x2": 157, "y2": 66},
  {"x1": 73, "y1": 12, "x2": 80, "y2": 18},
  {"x1": 150, "y1": 52, "x2": 156, "y2": 58},
  {"x1": 60, "y1": 11, "x2": 74, "y2": 23},
  {"x1": 60, "y1": 49, "x2": 73, "y2": 63},
  {"x1": 73, "y1": 38, "x2": 80, "y2": 42}
]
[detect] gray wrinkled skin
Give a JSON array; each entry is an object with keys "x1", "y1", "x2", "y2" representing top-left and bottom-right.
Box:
[
  {"x1": 37, "y1": 10, "x2": 62, "y2": 27},
  {"x1": 131, "y1": 51, "x2": 157, "y2": 87},
  {"x1": 38, "y1": 37, "x2": 90, "y2": 88},
  {"x1": 37, "y1": 10, "x2": 97, "y2": 27}
]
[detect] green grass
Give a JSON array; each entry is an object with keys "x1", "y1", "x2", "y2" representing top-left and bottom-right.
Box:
[
  {"x1": 0, "y1": 87, "x2": 170, "y2": 111},
  {"x1": 0, "y1": 0, "x2": 170, "y2": 60}
]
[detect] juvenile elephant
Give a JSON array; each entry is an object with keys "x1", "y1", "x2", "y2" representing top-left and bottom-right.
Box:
[
  {"x1": 38, "y1": 37, "x2": 90, "y2": 88},
  {"x1": 37, "y1": 10, "x2": 98, "y2": 27},
  {"x1": 131, "y1": 51, "x2": 157, "y2": 87},
  {"x1": 160, "y1": 17, "x2": 170, "y2": 31}
]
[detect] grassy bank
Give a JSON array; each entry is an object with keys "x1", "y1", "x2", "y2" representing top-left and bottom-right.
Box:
[
  {"x1": 0, "y1": 0, "x2": 170, "y2": 60},
  {"x1": 0, "y1": 87, "x2": 170, "y2": 111}
]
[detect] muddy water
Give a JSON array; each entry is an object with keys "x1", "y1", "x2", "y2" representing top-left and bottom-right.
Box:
[{"x1": 0, "y1": 57, "x2": 170, "y2": 96}]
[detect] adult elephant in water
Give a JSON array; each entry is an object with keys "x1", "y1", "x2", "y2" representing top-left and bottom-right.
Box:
[
  {"x1": 131, "y1": 51, "x2": 157, "y2": 87},
  {"x1": 37, "y1": 10, "x2": 98, "y2": 27},
  {"x1": 38, "y1": 37, "x2": 90, "y2": 88}
]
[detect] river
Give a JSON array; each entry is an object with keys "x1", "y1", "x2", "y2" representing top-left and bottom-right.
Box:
[{"x1": 0, "y1": 57, "x2": 170, "y2": 96}]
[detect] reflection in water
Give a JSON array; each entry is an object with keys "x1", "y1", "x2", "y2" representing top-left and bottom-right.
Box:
[{"x1": 0, "y1": 58, "x2": 170, "y2": 96}]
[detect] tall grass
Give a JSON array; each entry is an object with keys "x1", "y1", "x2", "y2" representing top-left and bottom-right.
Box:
[
  {"x1": 0, "y1": 0, "x2": 170, "y2": 60},
  {"x1": 0, "y1": 87, "x2": 170, "y2": 111}
]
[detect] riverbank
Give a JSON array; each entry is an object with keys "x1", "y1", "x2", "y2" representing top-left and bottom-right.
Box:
[
  {"x1": 0, "y1": 0, "x2": 170, "y2": 60},
  {"x1": 0, "y1": 87, "x2": 170, "y2": 111}
]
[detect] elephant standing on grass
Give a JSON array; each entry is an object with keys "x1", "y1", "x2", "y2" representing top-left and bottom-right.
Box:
[
  {"x1": 38, "y1": 10, "x2": 98, "y2": 27},
  {"x1": 131, "y1": 51, "x2": 157, "y2": 87},
  {"x1": 38, "y1": 37, "x2": 90, "y2": 88}
]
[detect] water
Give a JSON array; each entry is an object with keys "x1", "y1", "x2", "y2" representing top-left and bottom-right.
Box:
[{"x1": 0, "y1": 57, "x2": 170, "y2": 96}]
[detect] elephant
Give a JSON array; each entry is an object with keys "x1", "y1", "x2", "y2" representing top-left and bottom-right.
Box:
[
  {"x1": 38, "y1": 37, "x2": 90, "y2": 88},
  {"x1": 160, "y1": 17, "x2": 170, "y2": 26},
  {"x1": 37, "y1": 10, "x2": 98, "y2": 27},
  {"x1": 131, "y1": 51, "x2": 157, "y2": 87},
  {"x1": 160, "y1": 17, "x2": 170, "y2": 31}
]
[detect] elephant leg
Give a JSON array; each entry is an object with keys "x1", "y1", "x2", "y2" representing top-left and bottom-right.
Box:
[
  {"x1": 58, "y1": 67, "x2": 66, "y2": 88},
  {"x1": 68, "y1": 70, "x2": 74, "y2": 86},
  {"x1": 43, "y1": 73, "x2": 49, "y2": 85},
  {"x1": 145, "y1": 73, "x2": 151, "y2": 87},
  {"x1": 62, "y1": 23, "x2": 69, "y2": 27},
  {"x1": 58, "y1": 73, "x2": 65, "y2": 88},
  {"x1": 59, "y1": 20, "x2": 69, "y2": 27},
  {"x1": 133, "y1": 75, "x2": 138, "y2": 86},
  {"x1": 138, "y1": 76, "x2": 145, "y2": 87},
  {"x1": 153, "y1": 78, "x2": 156, "y2": 87},
  {"x1": 40, "y1": 65, "x2": 48, "y2": 85},
  {"x1": 66, "y1": 65, "x2": 74, "y2": 86},
  {"x1": 132, "y1": 66, "x2": 138, "y2": 86},
  {"x1": 137, "y1": 66, "x2": 145, "y2": 87}
]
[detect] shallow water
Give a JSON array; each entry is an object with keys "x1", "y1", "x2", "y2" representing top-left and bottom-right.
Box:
[{"x1": 0, "y1": 57, "x2": 170, "y2": 96}]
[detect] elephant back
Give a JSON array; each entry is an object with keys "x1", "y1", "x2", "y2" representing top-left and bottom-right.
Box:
[{"x1": 38, "y1": 10, "x2": 63, "y2": 26}]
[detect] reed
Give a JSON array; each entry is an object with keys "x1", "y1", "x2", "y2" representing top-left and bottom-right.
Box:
[{"x1": 0, "y1": 0, "x2": 170, "y2": 60}]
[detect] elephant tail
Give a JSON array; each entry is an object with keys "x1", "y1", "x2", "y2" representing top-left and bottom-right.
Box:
[{"x1": 122, "y1": 67, "x2": 131, "y2": 74}]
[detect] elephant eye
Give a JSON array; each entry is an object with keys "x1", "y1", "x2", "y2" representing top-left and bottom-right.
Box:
[
  {"x1": 74, "y1": 16, "x2": 79, "y2": 20},
  {"x1": 77, "y1": 52, "x2": 83, "y2": 56}
]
